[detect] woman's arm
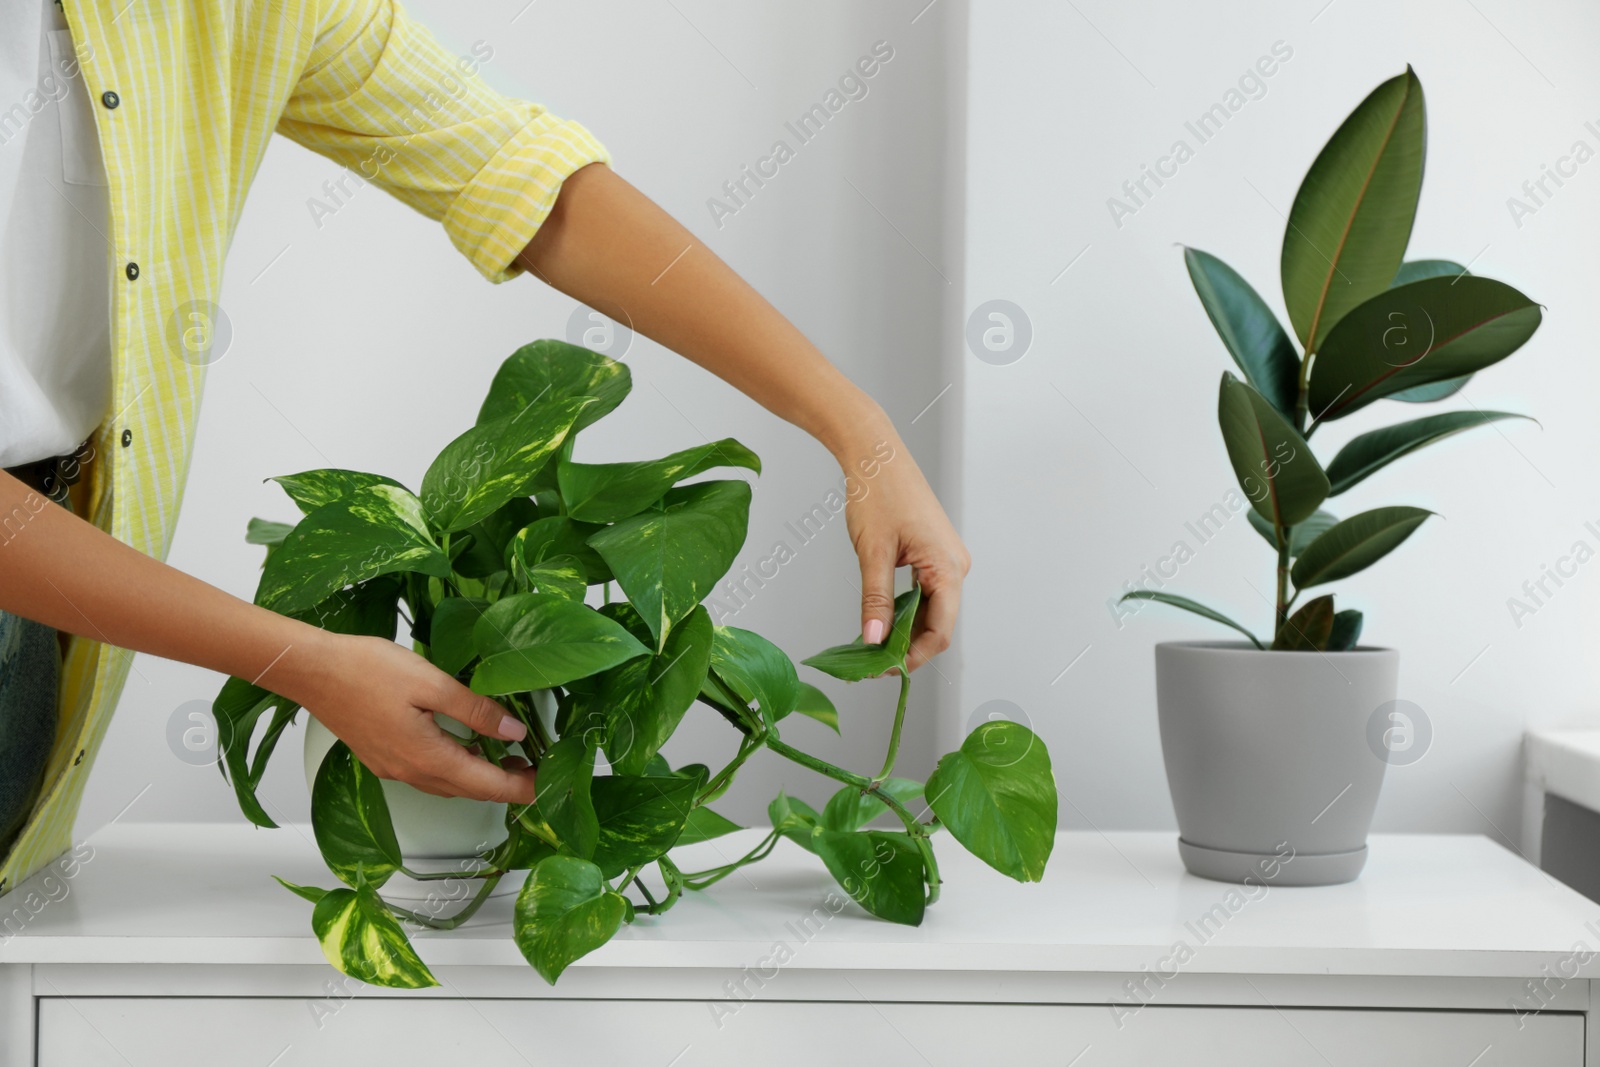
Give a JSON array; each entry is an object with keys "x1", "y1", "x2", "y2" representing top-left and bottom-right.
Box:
[
  {"x1": 0, "y1": 470, "x2": 537, "y2": 803},
  {"x1": 518, "y1": 163, "x2": 969, "y2": 669}
]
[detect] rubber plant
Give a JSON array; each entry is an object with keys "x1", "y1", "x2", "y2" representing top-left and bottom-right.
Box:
[
  {"x1": 214, "y1": 339, "x2": 1058, "y2": 987},
  {"x1": 1123, "y1": 67, "x2": 1542, "y2": 650}
]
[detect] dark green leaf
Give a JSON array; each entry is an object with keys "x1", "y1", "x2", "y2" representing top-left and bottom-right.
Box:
[
  {"x1": 822, "y1": 778, "x2": 924, "y2": 832},
  {"x1": 517, "y1": 554, "x2": 587, "y2": 601},
  {"x1": 478, "y1": 340, "x2": 632, "y2": 431},
  {"x1": 793, "y1": 682, "x2": 840, "y2": 733},
  {"x1": 1307, "y1": 276, "x2": 1541, "y2": 421},
  {"x1": 1283, "y1": 67, "x2": 1426, "y2": 353},
  {"x1": 311, "y1": 742, "x2": 402, "y2": 888},
  {"x1": 1330, "y1": 608, "x2": 1364, "y2": 651},
  {"x1": 426, "y1": 597, "x2": 488, "y2": 676},
  {"x1": 533, "y1": 734, "x2": 599, "y2": 858},
  {"x1": 1291, "y1": 506, "x2": 1432, "y2": 587},
  {"x1": 592, "y1": 605, "x2": 712, "y2": 775},
  {"x1": 559, "y1": 438, "x2": 762, "y2": 523},
  {"x1": 312, "y1": 883, "x2": 438, "y2": 989},
  {"x1": 422, "y1": 398, "x2": 593, "y2": 533},
  {"x1": 271, "y1": 469, "x2": 403, "y2": 514},
  {"x1": 1183, "y1": 247, "x2": 1299, "y2": 418},
  {"x1": 926, "y1": 720, "x2": 1057, "y2": 883},
  {"x1": 469, "y1": 593, "x2": 649, "y2": 695},
  {"x1": 801, "y1": 587, "x2": 921, "y2": 682},
  {"x1": 1246, "y1": 507, "x2": 1339, "y2": 558},
  {"x1": 1325, "y1": 411, "x2": 1532, "y2": 495},
  {"x1": 589, "y1": 772, "x2": 702, "y2": 877},
  {"x1": 513, "y1": 855, "x2": 628, "y2": 985},
  {"x1": 1392, "y1": 259, "x2": 1468, "y2": 287},
  {"x1": 1274, "y1": 594, "x2": 1335, "y2": 651},
  {"x1": 1117, "y1": 590, "x2": 1263, "y2": 649},
  {"x1": 588, "y1": 480, "x2": 752, "y2": 652},
  {"x1": 1388, "y1": 376, "x2": 1472, "y2": 403},
  {"x1": 676, "y1": 805, "x2": 742, "y2": 846},
  {"x1": 813, "y1": 830, "x2": 926, "y2": 925},
  {"x1": 1217, "y1": 372, "x2": 1328, "y2": 528},
  {"x1": 256, "y1": 485, "x2": 449, "y2": 615},
  {"x1": 710, "y1": 626, "x2": 800, "y2": 727}
]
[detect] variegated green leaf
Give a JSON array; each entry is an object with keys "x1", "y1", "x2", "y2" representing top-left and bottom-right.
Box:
[
  {"x1": 469, "y1": 593, "x2": 649, "y2": 695},
  {"x1": 592, "y1": 604, "x2": 712, "y2": 775},
  {"x1": 517, "y1": 554, "x2": 587, "y2": 601},
  {"x1": 508, "y1": 516, "x2": 611, "y2": 585},
  {"x1": 588, "y1": 480, "x2": 752, "y2": 652},
  {"x1": 710, "y1": 625, "x2": 800, "y2": 727},
  {"x1": 768, "y1": 791, "x2": 823, "y2": 855},
  {"x1": 793, "y1": 681, "x2": 840, "y2": 733},
  {"x1": 589, "y1": 771, "x2": 703, "y2": 877},
  {"x1": 311, "y1": 882, "x2": 437, "y2": 989},
  {"x1": 813, "y1": 830, "x2": 926, "y2": 925},
  {"x1": 256, "y1": 485, "x2": 449, "y2": 615},
  {"x1": 423, "y1": 397, "x2": 593, "y2": 533},
  {"x1": 533, "y1": 734, "x2": 599, "y2": 859},
  {"x1": 513, "y1": 856, "x2": 628, "y2": 985},
  {"x1": 802, "y1": 587, "x2": 921, "y2": 682},
  {"x1": 478, "y1": 339, "x2": 632, "y2": 430},
  {"x1": 676, "y1": 805, "x2": 742, "y2": 846},
  {"x1": 271, "y1": 469, "x2": 404, "y2": 514},
  {"x1": 558, "y1": 437, "x2": 761, "y2": 523},
  {"x1": 311, "y1": 742, "x2": 402, "y2": 889}
]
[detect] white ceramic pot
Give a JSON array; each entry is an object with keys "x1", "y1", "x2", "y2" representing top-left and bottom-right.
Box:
[{"x1": 302, "y1": 691, "x2": 557, "y2": 901}]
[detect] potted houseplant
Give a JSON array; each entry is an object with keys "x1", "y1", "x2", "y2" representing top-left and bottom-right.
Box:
[
  {"x1": 214, "y1": 339, "x2": 1059, "y2": 987},
  {"x1": 1121, "y1": 67, "x2": 1542, "y2": 886}
]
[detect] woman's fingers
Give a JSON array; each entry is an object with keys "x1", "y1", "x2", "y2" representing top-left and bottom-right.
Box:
[
  {"x1": 907, "y1": 558, "x2": 963, "y2": 671},
  {"x1": 858, "y1": 538, "x2": 898, "y2": 645},
  {"x1": 432, "y1": 681, "x2": 527, "y2": 742},
  {"x1": 415, "y1": 736, "x2": 539, "y2": 804}
]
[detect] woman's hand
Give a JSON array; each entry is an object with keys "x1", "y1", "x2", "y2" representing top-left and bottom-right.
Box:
[
  {"x1": 839, "y1": 419, "x2": 971, "y2": 672},
  {"x1": 277, "y1": 632, "x2": 539, "y2": 804}
]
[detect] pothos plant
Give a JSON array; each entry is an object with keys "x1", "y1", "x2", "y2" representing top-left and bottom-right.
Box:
[
  {"x1": 1123, "y1": 67, "x2": 1542, "y2": 650},
  {"x1": 214, "y1": 339, "x2": 1058, "y2": 987}
]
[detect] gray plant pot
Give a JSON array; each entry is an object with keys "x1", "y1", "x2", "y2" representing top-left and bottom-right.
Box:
[{"x1": 1155, "y1": 641, "x2": 1398, "y2": 887}]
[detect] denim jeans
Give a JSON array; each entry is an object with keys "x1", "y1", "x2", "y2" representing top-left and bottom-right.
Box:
[{"x1": 0, "y1": 609, "x2": 58, "y2": 855}]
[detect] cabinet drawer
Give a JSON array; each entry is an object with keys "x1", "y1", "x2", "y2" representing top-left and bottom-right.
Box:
[{"x1": 39, "y1": 997, "x2": 1582, "y2": 1066}]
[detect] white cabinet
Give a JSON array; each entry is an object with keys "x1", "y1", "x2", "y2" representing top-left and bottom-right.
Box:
[
  {"x1": 36, "y1": 999, "x2": 1586, "y2": 1066},
  {"x1": 5, "y1": 825, "x2": 1599, "y2": 1065}
]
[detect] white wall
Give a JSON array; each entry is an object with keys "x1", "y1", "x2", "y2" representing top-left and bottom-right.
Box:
[
  {"x1": 956, "y1": 0, "x2": 1600, "y2": 849},
  {"x1": 80, "y1": 0, "x2": 958, "y2": 830},
  {"x1": 83, "y1": 0, "x2": 1600, "y2": 852}
]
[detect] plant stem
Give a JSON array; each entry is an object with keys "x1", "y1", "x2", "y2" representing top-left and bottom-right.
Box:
[
  {"x1": 699, "y1": 733, "x2": 763, "y2": 805},
  {"x1": 640, "y1": 856, "x2": 683, "y2": 916},
  {"x1": 391, "y1": 873, "x2": 502, "y2": 930},
  {"x1": 677, "y1": 830, "x2": 781, "y2": 890},
  {"x1": 1274, "y1": 531, "x2": 1291, "y2": 641},
  {"x1": 765, "y1": 736, "x2": 941, "y2": 904},
  {"x1": 870, "y1": 669, "x2": 912, "y2": 785}
]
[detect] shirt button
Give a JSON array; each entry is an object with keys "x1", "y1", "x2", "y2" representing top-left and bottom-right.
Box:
[
  {"x1": 125, "y1": 262, "x2": 140, "y2": 281},
  {"x1": 121, "y1": 429, "x2": 133, "y2": 448},
  {"x1": 101, "y1": 90, "x2": 120, "y2": 109}
]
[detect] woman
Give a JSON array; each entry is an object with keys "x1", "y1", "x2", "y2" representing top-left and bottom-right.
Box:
[{"x1": 0, "y1": 0, "x2": 967, "y2": 891}]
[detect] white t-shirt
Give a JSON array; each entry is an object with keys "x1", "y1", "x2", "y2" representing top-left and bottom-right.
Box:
[{"x1": 0, "y1": 0, "x2": 112, "y2": 468}]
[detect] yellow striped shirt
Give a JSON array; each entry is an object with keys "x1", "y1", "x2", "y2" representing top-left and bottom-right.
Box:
[{"x1": 0, "y1": 0, "x2": 607, "y2": 895}]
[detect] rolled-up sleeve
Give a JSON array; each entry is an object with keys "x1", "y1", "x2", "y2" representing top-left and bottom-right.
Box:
[{"x1": 277, "y1": 0, "x2": 608, "y2": 282}]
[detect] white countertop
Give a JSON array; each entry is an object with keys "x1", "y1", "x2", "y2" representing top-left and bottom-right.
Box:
[
  {"x1": 3, "y1": 823, "x2": 1597, "y2": 980},
  {"x1": 1528, "y1": 728, "x2": 1600, "y2": 813}
]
